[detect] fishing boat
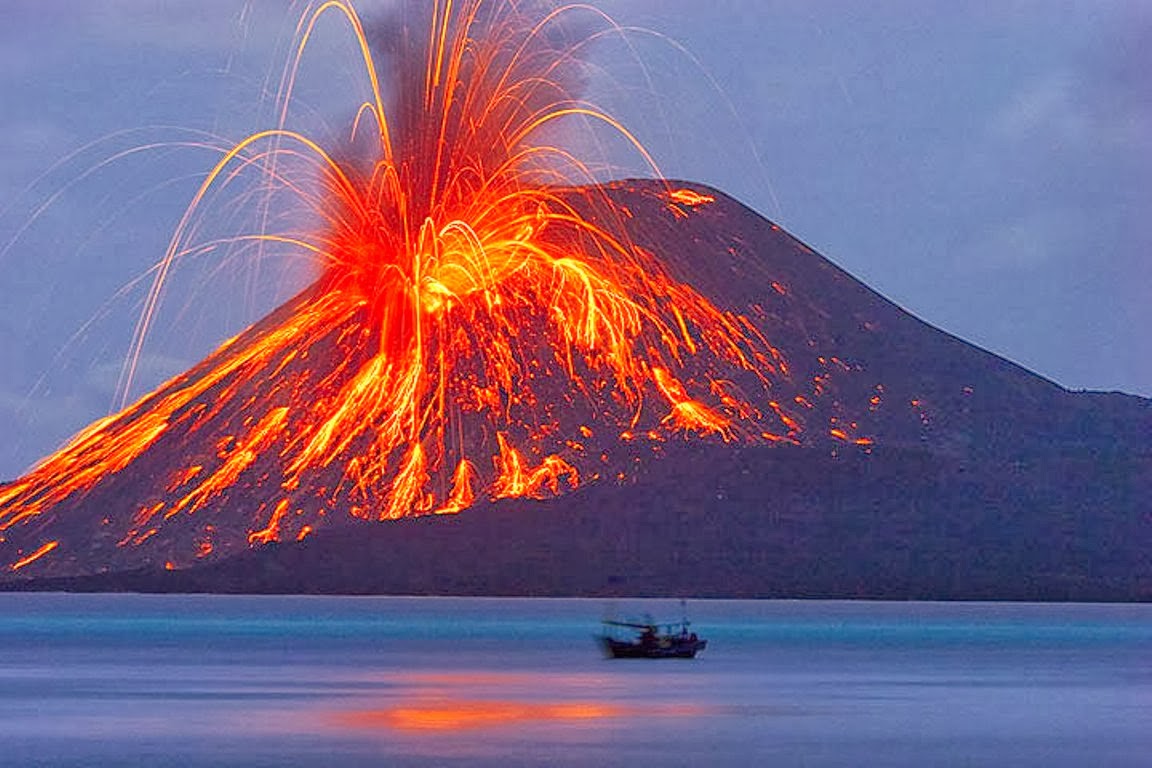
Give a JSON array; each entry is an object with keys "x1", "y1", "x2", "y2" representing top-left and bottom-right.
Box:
[{"x1": 598, "y1": 613, "x2": 707, "y2": 659}]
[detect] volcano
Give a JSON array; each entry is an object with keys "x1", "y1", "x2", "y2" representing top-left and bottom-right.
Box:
[
  {"x1": 3, "y1": 0, "x2": 1150, "y2": 597},
  {"x1": 3, "y1": 180, "x2": 1150, "y2": 598}
]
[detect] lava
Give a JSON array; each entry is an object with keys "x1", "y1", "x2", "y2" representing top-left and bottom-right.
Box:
[
  {"x1": 9, "y1": 540, "x2": 58, "y2": 573},
  {"x1": 0, "y1": 0, "x2": 872, "y2": 577}
]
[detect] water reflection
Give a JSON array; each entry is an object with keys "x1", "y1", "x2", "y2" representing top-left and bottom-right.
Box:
[
  {"x1": 335, "y1": 700, "x2": 627, "y2": 731},
  {"x1": 327, "y1": 669, "x2": 704, "y2": 732}
]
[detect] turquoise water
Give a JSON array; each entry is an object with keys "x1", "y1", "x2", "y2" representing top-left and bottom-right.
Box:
[{"x1": 1, "y1": 595, "x2": 1148, "y2": 766}]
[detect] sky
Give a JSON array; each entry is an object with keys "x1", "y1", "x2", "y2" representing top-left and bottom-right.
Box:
[{"x1": 0, "y1": 0, "x2": 1148, "y2": 479}]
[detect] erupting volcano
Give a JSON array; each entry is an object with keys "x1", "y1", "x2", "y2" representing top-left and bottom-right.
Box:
[
  {"x1": 4, "y1": 1, "x2": 1148, "y2": 595},
  {"x1": 0, "y1": 1, "x2": 873, "y2": 578}
]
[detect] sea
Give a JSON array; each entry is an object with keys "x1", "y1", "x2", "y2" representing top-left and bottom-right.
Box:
[{"x1": 0, "y1": 594, "x2": 1147, "y2": 767}]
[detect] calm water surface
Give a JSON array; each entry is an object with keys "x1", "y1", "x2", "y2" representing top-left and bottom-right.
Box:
[{"x1": 0, "y1": 594, "x2": 1148, "y2": 767}]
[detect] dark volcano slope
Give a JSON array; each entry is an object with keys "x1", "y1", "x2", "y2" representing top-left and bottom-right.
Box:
[
  {"x1": 4, "y1": 180, "x2": 1150, "y2": 596},
  {"x1": 14, "y1": 443, "x2": 1150, "y2": 600}
]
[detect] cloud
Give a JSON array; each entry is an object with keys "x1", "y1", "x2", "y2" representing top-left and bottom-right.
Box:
[
  {"x1": 59, "y1": 1, "x2": 263, "y2": 52},
  {"x1": 962, "y1": 211, "x2": 1069, "y2": 272},
  {"x1": 988, "y1": 66, "x2": 1150, "y2": 159},
  {"x1": 989, "y1": 73, "x2": 1086, "y2": 144}
]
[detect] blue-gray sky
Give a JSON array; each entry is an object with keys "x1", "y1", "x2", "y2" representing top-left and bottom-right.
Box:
[{"x1": 1, "y1": 1, "x2": 1149, "y2": 479}]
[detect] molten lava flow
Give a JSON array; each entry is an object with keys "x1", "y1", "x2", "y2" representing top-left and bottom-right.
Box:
[
  {"x1": 0, "y1": 0, "x2": 870, "y2": 577},
  {"x1": 9, "y1": 540, "x2": 58, "y2": 572}
]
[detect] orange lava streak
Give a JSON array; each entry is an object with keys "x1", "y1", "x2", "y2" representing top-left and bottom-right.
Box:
[
  {"x1": 434, "y1": 459, "x2": 477, "y2": 515},
  {"x1": 10, "y1": 540, "x2": 59, "y2": 572},
  {"x1": 664, "y1": 401, "x2": 733, "y2": 440},
  {"x1": 651, "y1": 366, "x2": 731, "y2": 438},
  {"x1": 132, "y1": 501, "x2": 167, "y2": 530},
  {"x1": 248, "y1": 498, "x2": 292, "y2": 545},
  {"x1": 490, "y1": 433, "x2": 577, "y2": 499},
  {"x1": 174, "y1": 406, "x2": 290, "y2": 516},
  {"x1": 383, "y1": 444, "x2": 433, "y2": 520},
  {"x1": 668, "y1": 188, "x2": 714, "y2": 207},
  {"x1": 830, "y1": 428, "x2": 875, "y2": 447},
  {"x1": 768, "y1": 400, "x2": 801, "y2": 434}
]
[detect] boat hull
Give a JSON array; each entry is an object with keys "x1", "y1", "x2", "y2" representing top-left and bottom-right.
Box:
[{"x1": 600, "y1": 636, "x2": 707, "y2": 659}]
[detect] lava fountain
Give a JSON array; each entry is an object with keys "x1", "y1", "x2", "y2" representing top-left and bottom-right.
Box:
[{"x1": 0, "y1": 1, "x2": 863, "y2": 577}]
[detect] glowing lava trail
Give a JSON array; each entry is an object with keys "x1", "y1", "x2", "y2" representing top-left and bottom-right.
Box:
[{"x1": 0, "y1": 1, "x2": 868, "y2": 577}]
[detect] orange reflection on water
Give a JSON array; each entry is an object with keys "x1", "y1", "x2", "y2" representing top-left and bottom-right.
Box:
[
  {"x1": 339, "y1": 700, "x2": 620, "y2": 731},
  {"x1": 333, "y1": 698, "x2": 703, "y2": 732}
]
